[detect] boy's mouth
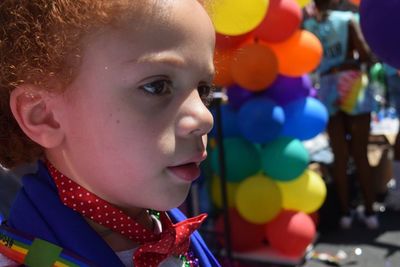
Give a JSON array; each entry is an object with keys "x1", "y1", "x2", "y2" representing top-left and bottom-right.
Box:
[{"x1": 167, "y1": 162, "x2": 200, "y2": 182}]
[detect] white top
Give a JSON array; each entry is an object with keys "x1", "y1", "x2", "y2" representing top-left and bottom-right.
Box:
[
  {"x1": 116, "y1": 248, "x2": 185, "y2": 267},
  {"x1": 0, "y1": 254, "x2": 18, "y2": 266}
]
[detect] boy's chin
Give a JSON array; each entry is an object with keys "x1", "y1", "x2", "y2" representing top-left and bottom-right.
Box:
[{"x1": 150, "y1": 190, "x2": 192, "y2": 212}]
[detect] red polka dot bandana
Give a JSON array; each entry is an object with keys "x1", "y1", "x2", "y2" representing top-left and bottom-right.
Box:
[{"x1": 46, "y1": 161, "x2": 207, "y2": 267}]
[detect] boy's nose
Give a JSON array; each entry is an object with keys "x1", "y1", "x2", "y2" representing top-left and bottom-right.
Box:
[{"x1": 176, "y1": 90, "x2": 214, "y2": 137}]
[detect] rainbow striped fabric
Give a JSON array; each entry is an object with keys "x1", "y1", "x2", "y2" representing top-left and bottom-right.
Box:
[{"x1": 0, "y1": 224, "x2": 94, "y2": 267}]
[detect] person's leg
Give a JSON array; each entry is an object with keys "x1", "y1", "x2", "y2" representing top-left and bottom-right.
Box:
[
  {"x1": 385, "y1": 75, "x2": 400, "y2": 210},
  {"x1": 347, "y1": 113, "x2": 379, "y2": 228},
  {"x1": 327, "y1": 112, "x2": 351, "y2": 215},
  {"x1": 387, "y1": 75, "x2": 400, "y2": 184}
]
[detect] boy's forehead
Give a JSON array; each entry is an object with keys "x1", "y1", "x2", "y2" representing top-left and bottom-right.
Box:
[
  {"x1": 100, "y1": 0, "x2": 213, "y2": 42},
  {"x1": 78, "y1": 0, "x2": 214, "y2": 70}
]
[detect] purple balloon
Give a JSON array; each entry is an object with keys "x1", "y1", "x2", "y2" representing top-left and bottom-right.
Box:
[
  {"x1": 261, "y1": 75, "x2": 311, "y2": 105},
  {"x1": 309, "y1": 87, "x2": 318, "y2": 98},
  {"x1": 360, "y1": 0, "x2": 400, "y2": 68},
  {"x1": 226, "y1": 84, "x2": 254, "y2": 110}
]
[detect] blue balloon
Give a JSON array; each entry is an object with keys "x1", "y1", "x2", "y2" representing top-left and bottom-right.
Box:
[
  {"x1": 210, "y1": 104, "x2": 241, "y2": 138},
  {"x1": 238, "y1": 98, "x2": 285, "y2": 143},
  {"x1": 282, "y1": 97, "x2": 328, "y2": 141},
  {"x1": 360, "y1": 0, "x2": 400, "y2": 68}
]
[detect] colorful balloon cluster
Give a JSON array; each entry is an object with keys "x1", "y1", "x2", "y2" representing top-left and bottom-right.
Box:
[{"x1": 204, "y1": 0, "x2": 328, "y2": 257}]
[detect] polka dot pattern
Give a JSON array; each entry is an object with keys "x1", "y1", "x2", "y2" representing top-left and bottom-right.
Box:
[{"x1": 46, "y1": 161, "x2": 207, "y2": 267}]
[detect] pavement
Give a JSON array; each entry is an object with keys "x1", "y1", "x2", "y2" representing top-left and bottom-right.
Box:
[{"x1": 303, "y1": 207, "x2": 400, "y2": 267}]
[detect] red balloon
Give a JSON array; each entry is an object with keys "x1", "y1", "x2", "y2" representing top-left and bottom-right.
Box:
[
  {"x1": 216, "y1": 32, "x2": 252, "y2": 50},
  {"x1": 215, "y1": 208, "x2": 266, "y2": 252},
  {"x1": 266, "y1": 210, "x2": 316, "y2": 256},
  {"x1": 308, "y1": 211, "x2": 320, "y2": 227},
  {"x1": 253, "y1": 0, "x2": 302, "y2": 43}
]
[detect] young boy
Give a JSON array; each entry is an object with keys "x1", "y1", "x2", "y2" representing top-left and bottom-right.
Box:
[{"x1": 0, "y1": 0, "x2": 220, "y2": 266}]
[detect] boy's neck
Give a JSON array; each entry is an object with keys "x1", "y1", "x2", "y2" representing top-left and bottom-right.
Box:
[{"x1": 85, "y1": 208, "x2": 155, "y2": 252}]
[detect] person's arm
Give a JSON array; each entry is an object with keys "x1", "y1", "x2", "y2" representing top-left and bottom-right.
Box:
[{"x1": 348, "y1": 18, "x2": 374, "y2": 65}]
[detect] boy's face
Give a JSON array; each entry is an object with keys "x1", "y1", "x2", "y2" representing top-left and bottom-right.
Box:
[{"x1": 50, "y1": 0, "x2": 215, "y2": 211}]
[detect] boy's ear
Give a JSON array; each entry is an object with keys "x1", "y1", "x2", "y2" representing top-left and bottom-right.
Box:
[{"x1": 9, "y1": 85, "x2": 64, "y2": 149}]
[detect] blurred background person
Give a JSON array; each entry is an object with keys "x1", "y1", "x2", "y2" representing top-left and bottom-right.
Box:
[{"x1": 304, "y1": 0, "x2": 378, "y2": 229}]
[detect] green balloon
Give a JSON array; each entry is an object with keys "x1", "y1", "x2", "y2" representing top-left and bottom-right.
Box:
[
  {"x1": 369, "y1": 63, "x2": 386, "y2": 87},
  {"x1": 261, "y1": 137, "x2": 309, "y2": 181},
  {"x1": 210, "y1": 138, "x2": 261, "y2": 182}
]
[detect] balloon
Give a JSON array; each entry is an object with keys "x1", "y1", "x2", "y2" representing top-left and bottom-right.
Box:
[
  {"x1": 213, "y1": 48, "x2": 235, "y2": 87},
  {"x1": 360, "y1": 0, "x2": 400, "y2": 68},
  {"x1": 236, "y1": 174, "x2": 282, "y2": 224},
  {"x1": 211, "y1": 175, "x2": 240, "y2": 208},
  {"x1": 309, "y1": 87, "x2": 317, "y2": 98},
  {"x1": 215, "y1": 208, "x2": 266, "y2": 252},
  {"x1": 282, "y1": 97, "x2": 328, "y2": 141},
  {"x1": 266, "y1": 210, "x2": 316, "y2": 256},
  {"x1": 262, "y1": 74, "x2": 312, "y2": 106},
  {"x1": 296, "y1": 0, "x2": 312, "y2": 7},
  {"x1": 231, "y1": 43, "x2": 279, "y2": 91},
  {"x1": 267, "y1": 30, "x2": 323, "y2": 77},
  {"x1": 216, "y1": 32, "x2": 252, "y2": 50},
  {"x1": 253, "y1": 0, "x2": 302, "y2": 43},
  {"x1": 277, "y1": 169, "x2": 327, "y2": 213},
  {"x1": 204, "y1": 0, "x2": 270, "y2": 36},
  {"x1": 308, "y1": 211, "x2": 320, "y2": 227},
  {"x1": 226, "y1": 84, "x2": 254, "y2": 110},
  {"x1": 210, "y1": 104, "x2": 241, "y2": 138},
  {"x1": 261, "y1": 137, "x2": 309, "y2": 181},
  {"x1": 210, "y1": 138, "x2": 261, "y2": 182},
  {"x1": 237, "y1": 98, "x2": 285, "y2": 143}
]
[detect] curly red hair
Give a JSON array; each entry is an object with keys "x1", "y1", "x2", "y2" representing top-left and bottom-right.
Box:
[{"x1": 0, "y1": 0, "x2": 153, "y2": 168}]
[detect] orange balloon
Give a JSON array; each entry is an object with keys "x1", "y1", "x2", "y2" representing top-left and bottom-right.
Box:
[
  {"x1": 253, "y1": 0, "x2": 303, "y2": 43},
  {"x1": 213, "y1": 48, "x2": 235, "y2": 87},
  {"x1": 349, "y1": 0, "x2": 360, "y2": 6},
  {"x1": 267, "y1": 30, "x2": 322, "y2": 77},
  {"x1": 231, "y1": 43, "x2": 279, "y2": 91}
]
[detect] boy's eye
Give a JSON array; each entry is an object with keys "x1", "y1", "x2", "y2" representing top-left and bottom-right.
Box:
[
  {"x1": 140, "y1": 79, "x2": 172, "y2": 95},
  {"x1": 198, "y1": 83, "x2": 215, "y2": 106}
]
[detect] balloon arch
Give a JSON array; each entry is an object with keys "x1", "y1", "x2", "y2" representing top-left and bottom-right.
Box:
[{"x1": 203, "y1": 0, "x2": 329, "y2": 259}]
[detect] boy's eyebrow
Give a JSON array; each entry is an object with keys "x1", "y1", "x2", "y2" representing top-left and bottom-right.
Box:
[
  {"x1": 127, "y1": 52, "x2": 215, "y2": 78},
  {"x1": 134, "y1": 52, "x2": 186, "y2": 67}
]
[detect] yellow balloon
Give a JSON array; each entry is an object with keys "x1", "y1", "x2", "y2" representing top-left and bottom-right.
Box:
[
  {"x1": 211, "y1": 175, "x2": 240, "y2": 208},
  {"x1": 204, "y1": 0, "x2": 270, "y2": 36},
  {"x1": 236, "y1": 174, "x2": 282, "y2": 224},
  {"x1": 296, "y1": 0, "x2": 312, "y2": 8},
  {"x1": 277, "y1": 169, "x2": 327, "y2": 213}
]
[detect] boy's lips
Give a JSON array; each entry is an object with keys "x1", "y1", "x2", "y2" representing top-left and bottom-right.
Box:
[
  {"x1": 167, "y1": 151, "x2": 207, "y2": 182},
  {"x1": 167, "y1": 162, "x2": 201, "y2": 182}
]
